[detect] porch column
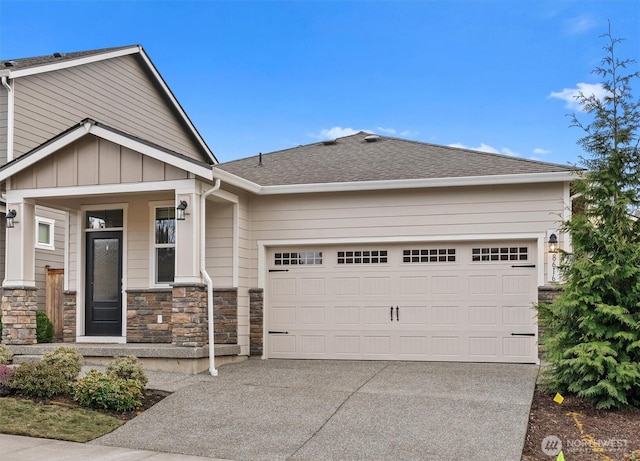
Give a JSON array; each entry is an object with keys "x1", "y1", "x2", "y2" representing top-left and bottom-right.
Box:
[
  {"x1": 4, "y1": 200, "x2": 36, "y2": 287},
  {"x1": 174, "y1": 191, "x2": 201, "y2": 284},
  {"x1": 2, "y1": 201, "x2": 37, "y2": 344}
]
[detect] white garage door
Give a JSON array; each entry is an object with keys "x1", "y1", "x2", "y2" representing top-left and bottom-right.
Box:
[{"x1": 266, "y1": 242, "x2": 538, "y2": 363}]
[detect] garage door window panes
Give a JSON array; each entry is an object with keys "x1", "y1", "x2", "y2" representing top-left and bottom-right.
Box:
[
  {"x1": 274, "y1": 251, "x2": 323, "y2": 265},
  {"x1": 471, "y1": 246, "x2": 528, "y2": 262},
  {"x1": 337, "y1": 250, "x2": 388, "y2": 264},
  {"x1": 403, "y1": 248, "x2": 456, "y2": 263}
]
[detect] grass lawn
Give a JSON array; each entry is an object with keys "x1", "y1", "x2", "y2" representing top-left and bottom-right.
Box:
[{"x1": 0, "y1": 397, "x2": 123, "y2": 443}]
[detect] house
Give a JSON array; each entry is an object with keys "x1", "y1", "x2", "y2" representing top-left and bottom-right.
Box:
[{"x1": 0, "y1": 46, "x2": 576, "y2": 372}]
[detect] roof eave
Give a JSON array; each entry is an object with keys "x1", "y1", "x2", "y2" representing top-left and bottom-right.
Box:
[{"x1": 214, "y1": 170, "x2": 578, "y2": 195}]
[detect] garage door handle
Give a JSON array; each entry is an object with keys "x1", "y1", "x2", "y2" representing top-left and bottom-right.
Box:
[
  {"x1": 268, "y1": 331, "x2": 289, "y2": 334},
  {"x1": 390, "y1": 306, "x2": 394, "y2": 322},
  {"x1": 396, "y1": 306, "x2": 399, "y2": 322},
  {"x1": 511, "y1": 333, "x2": 535, "y2": 336}
]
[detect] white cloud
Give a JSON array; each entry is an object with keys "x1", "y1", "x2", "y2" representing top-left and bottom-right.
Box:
[
  {"x1": 533, "y1": 148, "x2": 551, "y2": 155},
  {"x1": 566, "y1": 15, "x2": 596, "y2": 35},
  {"x1": 310, "y1": 126, "x2": 362, "y2": 140},
  {"x1": 449, "y1": 142, "x2": 522, "y2": 157},
  {"x1": 400, "y1": 130, "x2": 419, "y2": 137},
  {"x1": 549, "y1": 82, "x2": 608, "y2": 111},
  {"x1": 376, "y1": 126, "x2": 397, "y2": 134}
]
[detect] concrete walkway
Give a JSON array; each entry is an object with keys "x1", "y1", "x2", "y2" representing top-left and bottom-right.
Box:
[{"x1": 91, "y1": 359, "x2": 538, "y2": 461}]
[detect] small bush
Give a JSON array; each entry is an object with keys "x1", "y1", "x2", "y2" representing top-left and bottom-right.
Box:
[
  {"x1": 73, "y1": 370, "x2": 144, "y2": 411},
  {"x1": 36, "y1": 311, "x2": 54, "y2": 343},
  {"x1": 0, "y1": 365, "x2": 14, "y2": 396},
  {"x1": 106, "y1": 355, "x2": 148, "y2": 387},
  {"x1": 41, "y1": 346, "x2": 83, "y2": 381},
  {"x1": 0, "y1": 344, "x2": 12, "y2": 365},
  {"x1": 9, "y1": 362, "x2": 69, "y2": 398}
]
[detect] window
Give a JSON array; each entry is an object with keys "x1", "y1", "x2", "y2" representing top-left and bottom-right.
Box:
[
  {"x1": 403, "y1": 248, "x2": 456, "y2": 263},
  {"x1": 274, "y1": 251, "x2": 323, "y2": 266},
  {"x1": 86, "y1": 209, "x2": 123, "y2": 229},
  {"x1": 154, "y1": 207, "x2": 176, "y2": 284},
  {"x1": 35, "y1": 217, "x2": 55, "y2": 250},
  {"x1": 337, "y1": 250, "x2": 388, "y2": 264},
  {"x1": 471, "y1": 246, "x2": 528, "y2": 262}
]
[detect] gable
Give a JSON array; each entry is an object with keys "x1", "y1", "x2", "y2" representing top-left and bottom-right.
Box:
[
  {"x1": 7, "y1": 49, "x2": 215, "y2": 164},
  {"x1": 11, "y1": 134, "x2": 190, "y2": 190}
]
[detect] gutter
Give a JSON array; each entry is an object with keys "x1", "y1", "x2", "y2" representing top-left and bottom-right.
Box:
[
  {"x1": 201, "y1": 178, "x2": 221, "y2": 376},
  {"x1": 1, "y1": 76, "x2": 14, "y2": 161}
]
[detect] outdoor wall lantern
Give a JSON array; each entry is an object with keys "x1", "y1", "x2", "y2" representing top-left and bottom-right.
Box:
[
  {"x1": 5, "y1": 209, "x2": 17, "y2": 228},
  {"x1": 176, "y1": 200, "x2": 188, "y2": 221},
  {"x1": 548, "y1": 233, "x2": 558, "y2": 282}
]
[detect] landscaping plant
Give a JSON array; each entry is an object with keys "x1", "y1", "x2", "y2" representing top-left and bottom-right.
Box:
[
  {"x1": 9, "y1": 362, "x2": 69, "y2": 398},
  {"x1": 73, "y1": 369, "x2": 144, "y2": 411},
  {"x1": 538, "y1": 27, "x2": 640, "y2": 409},
  {"x1": 35, "y1": 311, "x2": 54, "y2": 343},
  {"x1": 106, "y1": 355, "x2": 148, "y2": 386},
  {"x1": 41, "y1": 346, "x2": 83, "y2": 381},
  {"x1": 0, "y1": 344, "x2": 12, "y2": 365},
  {"x1": 0, "y1": 365, "x2": 14, "y2": 396}
]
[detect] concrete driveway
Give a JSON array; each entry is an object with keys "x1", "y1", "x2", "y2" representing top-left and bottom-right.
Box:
[{"x1": 93, "y1": 359, "x2": 538, "y2": 461}]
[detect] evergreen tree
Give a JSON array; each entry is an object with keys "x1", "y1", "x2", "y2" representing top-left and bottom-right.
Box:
[{"x1": 538, "y1": 26, "x2": 640, "y2": 409}]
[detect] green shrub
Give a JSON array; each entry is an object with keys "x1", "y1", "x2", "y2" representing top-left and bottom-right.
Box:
[
  {"x1": 35, "y1": 311, "x2": 54, "y2": 343},
  {"x1": 9, "y1": 362, "x2": 69, "y2": 398},
  {"x1": 0, "y1": 344, "x2": 12, "y2": 365},
  {"x1": 106, "y1": 355, "x2": 148, "y2": 387},
  {"x1": 41, "y1": 346, "x2": 83, "y2": 381},
  {"x1": 73, "y1": 370, "x2": 144, "y2": 411},
  {"x1": 0, "y1": 364, "x2": 14, "y2": 396}
]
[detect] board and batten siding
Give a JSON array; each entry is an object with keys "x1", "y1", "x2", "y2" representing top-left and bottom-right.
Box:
[
  {"x1": 12, "y1": 54, "x2": 206, "y2": 162},
  {"x1": 0, "y1": 213, "x2": 5, "y2": 284},
  {"x1": 11, "y1": 135, "x2": 188, "y2": 190},
  {"x1": 34, "y1": 206, "x2": 66, "y2": 310}
]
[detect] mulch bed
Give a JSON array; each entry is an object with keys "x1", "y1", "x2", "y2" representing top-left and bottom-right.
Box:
[
  {"x1": 522, "y1": 386, "x2": 640, "y2": 460},
  {"x1": 15, "y1": 389, "x2": 168, "y2": 422}
]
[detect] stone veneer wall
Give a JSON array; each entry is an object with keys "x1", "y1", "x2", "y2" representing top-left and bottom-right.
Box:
[
  {"x1": 537, "y1": 285, "x2": 563, "y2": 349},
  {"x1": 171, "y1": 284, "x2": 208, "y2": 347},
  {"x1": 213, "y1": 288, "x2": 237, "y2": 344},
  {"x1": 62, "y1": 291, "x2": 77, "y2": 342},
  {"x1": 249, "y1": 288, "x2": 264, "y2": 356},
  {"x1": 127, "y1": 289, "x2": 173, "y2": 343},
  {"x1": 1, "y1": 287, "x2": 38, "y2": 345}
]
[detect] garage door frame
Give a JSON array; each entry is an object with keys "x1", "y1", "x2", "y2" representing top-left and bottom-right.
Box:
[{"x1": 258, "y1": 232, "x2": 546, "y2": 363}]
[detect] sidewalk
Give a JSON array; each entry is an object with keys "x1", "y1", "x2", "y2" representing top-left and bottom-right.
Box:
[{"x1": 0, "y1": 433, "x2": 229, "y2": 461}]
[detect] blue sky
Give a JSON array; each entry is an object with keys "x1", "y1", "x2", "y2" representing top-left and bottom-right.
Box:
[{"x1": 1, "y1": 1, "x2": 638, "y2": 166}]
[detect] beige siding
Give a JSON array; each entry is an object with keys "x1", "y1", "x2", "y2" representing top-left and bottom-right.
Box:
[
  {"x1": 12, "y1": 136, "x2": 188, "y2": 190},
  {"x1": 0, "y1": 87, "x2": 7, "y2": 164},
  {"x1": 34, "y1": 206, "x2": 66, "y2": 311},
  {"x1": 0, "y1": 213, "x2": 5, "y2": 284},
  {"x1": 68, "y1": 211, "x2": 78, "y2": 292},
  {"x1": 12, "y1": 54, "x2": 206, "y2": 162}
]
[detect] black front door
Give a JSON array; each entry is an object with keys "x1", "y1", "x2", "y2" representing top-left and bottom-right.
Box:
[{"x1": 85, "y1": 231, "x2": 123, "y2": 336}]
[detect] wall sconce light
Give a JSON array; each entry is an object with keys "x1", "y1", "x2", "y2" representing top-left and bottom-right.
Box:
[
  {"x1": 548, "y1": 233, "x2": 558, "y2": 282},
  {"x1": 176, "y1": 200, "x2": 188, "y2": 221},
  {"x1": 6, "y1": 209, "x2": 17, "y2": 228}
]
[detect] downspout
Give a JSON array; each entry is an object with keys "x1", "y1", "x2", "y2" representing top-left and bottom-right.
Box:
[
  {"x1": 201, "y1": 177, "x2": 221, "y2": 376},
  {"x1": 1, "y1": 76, "x2": 14, "y2": 161}
]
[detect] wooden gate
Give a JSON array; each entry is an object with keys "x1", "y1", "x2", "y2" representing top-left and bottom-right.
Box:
[{"x1": 45, "y1": 266, "x2": 64, "y2": 341}]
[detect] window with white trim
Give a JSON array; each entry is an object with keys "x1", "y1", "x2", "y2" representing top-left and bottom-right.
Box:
[
  {"x1": 35, "y1": 217, "x2": 55, "y2": 250},
  {"x1": 403, "y1": 248, "x2": 456, "y2": 263},
  {"x1": 471, "y1": 246, "x2": 528, "y2": 262},
  {"x1": 153, "y1": 206, "x2": 176, "y2": 284},
  {"x1": 274, "y1": 251, "x2": 323, "y2": 266},
  {"x1": 337, "y1": 250, "x2": 388, "y2": 264}
]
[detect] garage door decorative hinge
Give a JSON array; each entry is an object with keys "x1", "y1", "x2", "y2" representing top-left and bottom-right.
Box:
[
  {"x1": 511, "y1": 333, "x2": 535, "y2": 336},
  {"x1": 511, "y1": 264, "x2": 536, "y2": 268},
  {"x1": 268, "y1": 331, "x2": 289, "y2": 334},
  {"x1": 269, "y1": 269, "x2": 289, "y2": 272}
]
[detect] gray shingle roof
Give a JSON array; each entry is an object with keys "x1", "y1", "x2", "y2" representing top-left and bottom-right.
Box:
[
  {"x1": 1, "y1": 45, "x2": 138, "y2": 70},
  {"x1": 216, "y1": 132, "x2": 578, "y2": 186}
]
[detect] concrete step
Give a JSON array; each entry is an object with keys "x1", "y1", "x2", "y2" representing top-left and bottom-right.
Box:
[{"x1": 11, "y1": 355, "x2": 42, "y2": 364}]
